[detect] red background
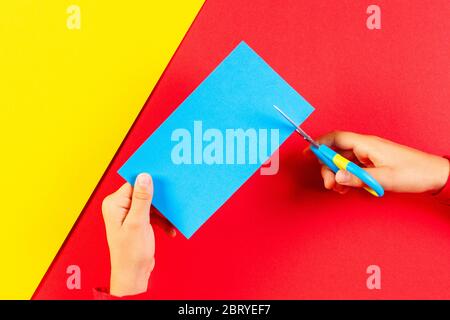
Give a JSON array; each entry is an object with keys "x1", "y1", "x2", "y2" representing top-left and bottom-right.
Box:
[{"x1": 34, "y1": 0, "x2": 450, "y2": 299}]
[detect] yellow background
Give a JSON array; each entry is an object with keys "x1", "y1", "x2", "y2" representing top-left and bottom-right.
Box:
[{"x1": 0, "y1": 0, "x2": 203, "y2": 299}]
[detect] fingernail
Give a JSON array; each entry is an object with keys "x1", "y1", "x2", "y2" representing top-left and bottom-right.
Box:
[
  {"x1": 336, "y1": 170, "x2": 351, "y2": 184},
  {"x1": 136, "y1": 173, "x2": 151, "y2": 187}
]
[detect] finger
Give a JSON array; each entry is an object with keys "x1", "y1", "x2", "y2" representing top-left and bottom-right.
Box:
[
  {"x1": 102, "y1": 183, "x2": 133, "y2": 230},
  {"x1": 302, "y1": 146, "x2": 313, "y2": 158},
  {"x1": 316, "y1": 131, "x2": 377, "y2": 167},
  {"x1": 303, "y1": 145, "x2": 356, "y2": 163},
  {"x1": 114, "y1": 182, "x2": 133, "y2": 198},
  {"x1": 117, "y1": 197, "x2": 132, "y2": 211},
  {"x1": 315, "y1": 131, "x2": 364, "y2": 150},
  {"x1": 339, "y1": 150, "x2": 356, "y2": 161},
  {"x1": 127, "y1": 173, "x2": 154, "y2": 223},
  {"x1": 332, "y1": 182, "x2": 350, "y2": 195},
  {"x1": 151, "y1": 212, "x2": 177, "y2": 237},
  {"x1": 335, "y1": 168, "x2": 392, "y2": 190},
  {"x1": 321, "y1": 165, "x2": 336, "y2": 190},
  {"x1": 113, "y1": 183, "x2": 133, "y2": 210}
]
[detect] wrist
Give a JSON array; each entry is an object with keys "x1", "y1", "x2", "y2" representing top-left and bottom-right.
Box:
[{"x1": 110, "y1": 267, "x2": 151, "y2": 297}]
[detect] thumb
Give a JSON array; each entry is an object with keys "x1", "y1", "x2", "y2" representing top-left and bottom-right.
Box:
[
  {"x1": 335, "y1": 168, "x2": 392, "y2": 190},
  {"x1": 128, "y1": 173, "x2": 154, "y2": 222}
]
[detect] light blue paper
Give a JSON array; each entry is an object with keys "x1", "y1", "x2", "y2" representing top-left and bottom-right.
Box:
[{"x1": 118, "y1": 41, "x2": 314, "y2": 238}]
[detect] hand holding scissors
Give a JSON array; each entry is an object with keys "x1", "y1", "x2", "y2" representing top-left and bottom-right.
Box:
[{"x1": 274, "y1": 105, "x2": 385, "y2": 197}]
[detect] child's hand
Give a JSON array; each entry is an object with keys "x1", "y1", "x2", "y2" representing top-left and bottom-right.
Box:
[
  {"x1": 102, "y1": 173, "x2": 176, "y2": 297},
  {"x1": 310, "y1": 131, "x2": 449, "y2": 194}
]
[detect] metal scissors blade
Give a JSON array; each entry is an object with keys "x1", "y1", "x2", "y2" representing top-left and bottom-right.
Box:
[{"x1": 273, "y1": 105, "x2": 319, "y2": 147}]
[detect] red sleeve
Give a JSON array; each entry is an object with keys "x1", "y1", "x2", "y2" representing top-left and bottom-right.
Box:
[
  {"x1": 93, "y1": 288, "x2": 149, "y2": 300},
  {"x1": 433, "y1": 156, "x2": 450, "y2": 205}
]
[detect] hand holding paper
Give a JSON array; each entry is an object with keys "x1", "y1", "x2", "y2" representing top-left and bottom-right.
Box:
[{"x1": 102, "y1": 173, "x2": 176, "y2": 297}]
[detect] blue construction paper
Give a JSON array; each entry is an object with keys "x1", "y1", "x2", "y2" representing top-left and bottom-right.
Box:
[{"x1": 118, "y1": 41, "x2": 314, "y2": 238}]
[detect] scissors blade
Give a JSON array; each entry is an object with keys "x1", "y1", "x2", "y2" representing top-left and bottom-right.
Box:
[{"x1": 273, "y1": 105, "x2": 319, "y2": 147}]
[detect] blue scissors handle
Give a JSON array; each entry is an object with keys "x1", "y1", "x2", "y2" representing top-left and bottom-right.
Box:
[{"x1": 310, "y1": 145, "x2": 384, "y2": 197}]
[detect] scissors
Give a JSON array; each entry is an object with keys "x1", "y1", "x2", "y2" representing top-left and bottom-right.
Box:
[{"x1": 273, "y1": 105, "x2": 384, "y2": 197}]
